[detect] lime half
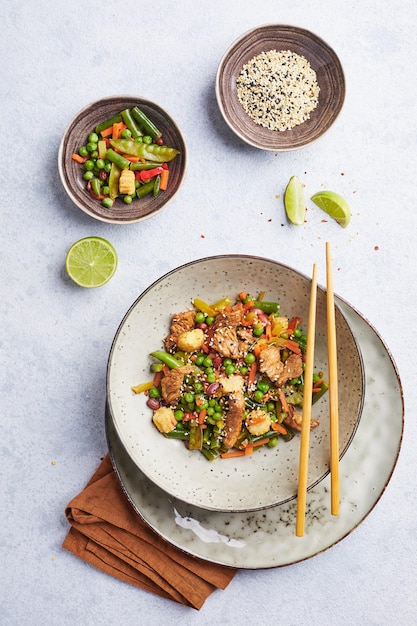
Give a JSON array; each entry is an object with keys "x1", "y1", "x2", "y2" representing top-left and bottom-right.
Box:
[
  {"x1": 65, "y1": 237, "x2": 118, "y2": 288},
  {"x1": 284, "y1": 176, "x2": 306, "y2": 225},
  {"x1": 311, "y1": 191, "x2": 351, "y2": 228}
]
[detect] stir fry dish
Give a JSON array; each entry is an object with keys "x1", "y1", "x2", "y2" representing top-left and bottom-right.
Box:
[
  {"x1": 71, "y1": 106, "x2": 180, "y2": 208},
  {"x1": 132, "y1": 292, "x2": 328, "y2": 461}
]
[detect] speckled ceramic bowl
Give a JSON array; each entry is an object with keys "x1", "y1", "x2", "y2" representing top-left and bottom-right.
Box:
[
  {"x1": 106, "y1": 255, "x2": 364, "y2": 513},
  {"x1": 58, "y1": 95, "x2": 187, "y2": 224},
  {"x1": 216, "y1": 25, "x2": 345, "y2": 151}
]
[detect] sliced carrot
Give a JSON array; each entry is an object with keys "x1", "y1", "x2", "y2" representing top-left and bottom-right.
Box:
[
  {"x1": 122, "y1": 154, "x2": 140, "y2": 162},
  {"x1": 238, "y1": 291, "x2": 247, "y2": 301},
  {"x1": 278, "y1": 390, "x2": 290, "y2": 413},
  {"x1": 159, "y1": 167, "x2": 169, "y2": 191},
  {"x1": 221, "y1": 449, "x2": 246, "y2": 458},
  {"x1": 247, "y1": 361, "x2": 257, "y2": 386},
  {"x1": 112, "y1": 121, "x2": 127, "y2": 139},
  {"x1": 271, "y1": 422, "x2": 288, "y2": 435},
  {"x1": 284, "y1": 339, "x2": 301, "y2": 354},
  {"x1": 72, "y1": 153, "x2": 87, "y2": 163},
  {"x1": 152, "y1": 371, "x2": 163, "y2": 386},
  {"x1": 99, "y1": 125, "x2": 114, "y2": 138},
  {"x1": 253, "y1": 437, "x2": 270, "y2": 447},
  {"x1": 244, "y1": 443, "x2": 254, "y2": 455},
  {"x1": 198, "y1": 409, "x2": 207, "y2": 425}
]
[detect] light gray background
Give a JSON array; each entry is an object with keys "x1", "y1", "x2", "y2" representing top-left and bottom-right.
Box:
[{"x1": 1, "y1": 1, "x2": 415, "y2": 624}]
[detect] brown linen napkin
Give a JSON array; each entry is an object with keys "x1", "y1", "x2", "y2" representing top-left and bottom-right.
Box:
[{"x1": 62, "y1": 454, "x2": 237, "y2": 610}]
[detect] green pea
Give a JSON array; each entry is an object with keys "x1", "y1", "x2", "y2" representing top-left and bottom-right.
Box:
[
  {"x1": 104, "y1": 162, "x2": 112, "y2": 172},
  {"x1": 294, "y1": 328, "x2": 302, "y2": 337},
  {"x1": 195, "y1": 312, "x2": 205, "y2": 324},
  {"x1": 225, "y1": 364, "x2": 235, "y2": 375},
  {"x1": 148, "y1": 387, "x2": 160, "y2": 399},
  {"x1": 88, "y1": 132, "x2": 99, "y2": 143},
  {"x1": 207, "y1": 372, "x2": 216, "y2": 383},
  {"x1": 193, "y1": 382, "x2": 203, "y2": 393},
  {"x1": 96, "y1": 158, "x2": 105, "y2": 169},
  {"x1": 266, "y1": 401, "x2": 275, "y2": 412},
  {"x1": 90, "y1": 150, "x2": 98, "y2": 158},
  {"x1": 150, "y1": 363, "x2": 163, "y2": 373},
  {"x1": 239, "y1": 366, "x2": 249, "y2": 376},
  {"x1": 253, "y1": 326, "x2": 264, "y2": 337},
  {"x1": 84, "y1": 160, "x2": 95, "y2": 171},
  {"x1": 123, "y1": 195, "x2": 133, "y2": 204},
  {"x1": 134, "y1": 136, "x2": 143, "y2": 142},
  {"x1": 213, "y1": 411, "x2": 223, "y2": 421},
  {"x1": 101, "y1": 197, "x2": 114, "y2": 208},
  {"x1": 245, "y1": 352, "x2": 256, "y2": 364},
  {"x1": 206, "y1": 316, "x2": 215, "y2": 325},
  {"x1": 268, "y1": 437, "x2": 279, "y2": 448},
  {"x1": 102, "y1": 186, "x2": 110, "y2": 195},
  {"x1": 253, "y1": 390, "x2": 264, "y2": 403},
  {"x1": 86, "y1": 141, "x2": 98, "y2": 153},
  {"x1": 290, "y1": 377, "x2": 300, "y2": 385},
  {"x1": 223, "y1": 358, "x2": 232, "y2": 367},
  {"x1": 121, "y1": 129, "x2": 132, "y2": 139},
  {"x1": 79, "y1": 146, "x2": 88, "y2": 157},
  {"x1": 203, "y1": 356, "x2": 213, "y2": 368},
  {"x1": 143, "y1": 135, "x2": 152, "y2": 144},
  {"x1": 174, "y1": 410, "x2": 184, "y2": 421},
  {"x1": 195, "y1": 354, "x2": 205, "y2": 366},
  {"x1": 83, "y1": 171, "x2": 94, "y2": 180},
  {"x1": 207, "y1": 407, "x2": 214, "y2": 416},
  {"x1": 184, "y1": 392, "x2": 195, "y2": 404},
  {"x1": 257, "y1": 380, "x2": 270, "y2": 392}
]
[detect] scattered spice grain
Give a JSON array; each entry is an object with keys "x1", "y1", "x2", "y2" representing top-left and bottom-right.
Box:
[{"x1": 236, "y1": 50, "x2": 320, "y2": 131}]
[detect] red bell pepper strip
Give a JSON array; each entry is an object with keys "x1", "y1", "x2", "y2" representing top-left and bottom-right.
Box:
[{"x1": 138, "y1": 166, "x2": 164, "y2": 182}]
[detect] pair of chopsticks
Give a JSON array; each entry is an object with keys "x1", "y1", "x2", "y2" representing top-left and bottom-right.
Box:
[{"x1": 295, "y1": 242, "x2": 339, "y2": 537}]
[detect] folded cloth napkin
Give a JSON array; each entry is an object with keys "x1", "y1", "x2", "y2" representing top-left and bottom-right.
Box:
[{"x1": 63, "y1": 454, "x2": 237, "y2": 610}]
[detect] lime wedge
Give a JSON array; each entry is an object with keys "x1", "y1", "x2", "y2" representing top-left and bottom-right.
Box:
[
  {"x1": 65, "y1": 237, "x2": 118, "y2": 288},
  {"x1": 284, "y1": 176, "x2": 306, "y2": 225},
  {"x1": 311, "y1": 191, "x2": 351, "y2": 228}
]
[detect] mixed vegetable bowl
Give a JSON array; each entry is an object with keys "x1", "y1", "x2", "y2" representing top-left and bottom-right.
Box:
[{"x1": 133, "y1": 291, "x2": 328, "y2": 461}]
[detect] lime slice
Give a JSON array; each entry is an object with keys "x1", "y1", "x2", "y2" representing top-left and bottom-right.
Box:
[
  {"x1": 65, "y1": 237, "x2": 118, "y2": 288},
  {"x1": 284, "y1": 176, "x2": 306, "y2": 225},
  {"x1": 311, "y1": 191, "x2": 351, "y2": 228}
]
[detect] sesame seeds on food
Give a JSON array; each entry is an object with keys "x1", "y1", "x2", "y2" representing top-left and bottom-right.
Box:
[{"x1": 236, "y1": 49, "x2": 320, "y2": 131}]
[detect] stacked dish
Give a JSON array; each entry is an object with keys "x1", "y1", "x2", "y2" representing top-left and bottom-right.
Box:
[{"x1": 104, "y1": 255, "x2": 403, "y2": 568}]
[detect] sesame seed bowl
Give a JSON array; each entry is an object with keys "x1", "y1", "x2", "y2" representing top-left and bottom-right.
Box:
[
  {"x1": 106, "y1": 255, "x2": 364, "y2": 513},
  {"x1": 216, "y1": 25, "x2": 345, "y2": 151}
]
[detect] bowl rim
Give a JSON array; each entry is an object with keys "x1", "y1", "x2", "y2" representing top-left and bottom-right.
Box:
[
  {"x1": 58, "y1": 94, "x2": 188, "y2": 224},
  {"x1": 106, "y1": 253, "x2": 365, "y2": 513},
  {"x1": 215, "y1": 23, "x2": 346, "y2": 151}
]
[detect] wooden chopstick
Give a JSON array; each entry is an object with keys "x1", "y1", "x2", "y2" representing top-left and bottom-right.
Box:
[
  {"x1": 296, "y1": 263, "x2": 318, "y2": 537},
  {"x1": 326, "y1": 242, "x2": 340, "y2": 516}
]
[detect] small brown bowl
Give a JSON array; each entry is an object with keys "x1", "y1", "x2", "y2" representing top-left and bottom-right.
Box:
[
  {"x1": 58, "y1": 96, "x2": 187, "y2": 224},
  {"x1": 216, "y1": 25, "x2": 345, "y2": 151}
]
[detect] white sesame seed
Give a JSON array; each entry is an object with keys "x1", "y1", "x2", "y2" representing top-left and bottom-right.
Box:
[{"x1": 236, "y1": 49, "x2": 320, "y2": 131}]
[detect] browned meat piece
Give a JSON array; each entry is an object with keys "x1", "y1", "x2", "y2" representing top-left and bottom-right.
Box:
[
  {"x1": 276, "y1": 353, "x2": 303, "y2": 386},
  {"x1": 223, "y1": 390, "x2": 245, "y2": 449},
  {"x1": 164, "y1": 310, "x2": 195, "y2": 352},
  {"x1": 161, "y1": 365, "x2": 194, "y2": 405},
  {"x1": 283, "y1": 406, "x2": 320, "y2": 432},
  {"x1": 210, "y1": 309, "x2": 248, "y2": 359},
  {"x1": 258, "y1": 345, "x2": 284, "y2": 383},
  {"x1": 211, "y1": 326, "x2": 245, "y2": 359}
]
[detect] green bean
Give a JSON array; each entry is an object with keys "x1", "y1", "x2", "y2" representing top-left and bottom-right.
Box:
[
  {"x1": 150, "y1": 350, "x2": 182, "y2": 369},
  {"x1": 121, "y1": 108, "x2": 144, "y2": 139},
  {"x1": 189, "y1": 422, "x2": 203, "y2": 450},
  {"x1": 131, "y1": 106, "x2": 162, "y2": 140},
  {"x1": 136, "y1": 180, "x2": 155, "y2": 199},
  {"x1": 312, "y1": 380, "x2": 329, "y2": 404},
  {"x1": 105, "y1": 148, "x2": 130, "y2": 170},
  {"x1": 253, "y1": 300, "x2": 279, "y2": 314},
  {"x1": 164, "y1": 429, "x2": 189, "y2": 441},
  {"x1": 95, "y1": 114, "x2": 122, "y2": 134},
  {"x1": 129, "y1": 161, "x2": 165, "y2": 171}
]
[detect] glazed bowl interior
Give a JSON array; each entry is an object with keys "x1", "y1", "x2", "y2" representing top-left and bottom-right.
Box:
[
  {"x1": 216, "y1": 24, "x2": 345, "y2": 151},
  {"x1": 58, "y1": 95, "x2": 187, "y2": 224},
  {"x1": 107, "y1": 255, "x2": 364, "y2": 512}
]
